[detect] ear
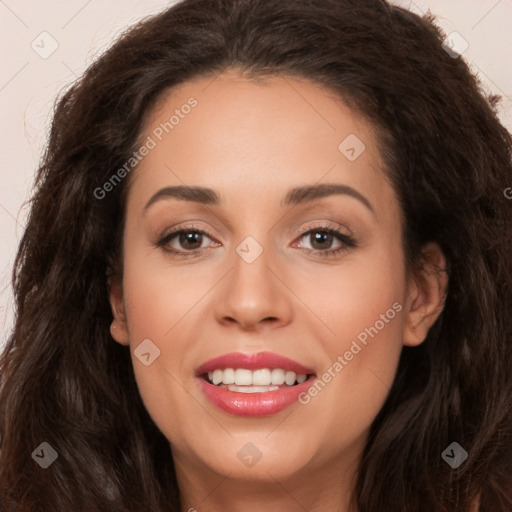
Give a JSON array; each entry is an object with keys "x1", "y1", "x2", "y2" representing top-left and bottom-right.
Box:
[
  {"x1": 108, "y1": 278, "x2": 130, "y2": 346},
  {"x1": 403, "y1": 242, "x2": 448, "y2": 347}
]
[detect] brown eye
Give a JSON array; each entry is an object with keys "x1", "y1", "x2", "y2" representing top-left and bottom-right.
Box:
[
  {"x1": 156, "y1": 227, "x2": 220, "y2": 256},
  {"x1": 308, "y1": 231, "x2": 336, "y2": 250},
  {"x1": 295, "y1": 226, "x2": 356, "y2": 259},
  {"x1": 177, "y1": 231, "x2": 204, "y2": 250}
]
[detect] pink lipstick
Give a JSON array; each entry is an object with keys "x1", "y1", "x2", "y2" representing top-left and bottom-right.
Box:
[{"x1": 196, "y1": 352, "x2": 316, "y2": 416}]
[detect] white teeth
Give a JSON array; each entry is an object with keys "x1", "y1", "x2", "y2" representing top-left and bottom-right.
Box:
[
  {"x1": 271, "y1": 368, "x2": 285, "y2": 385},
  {"x1": 252, "y1": 369, "x2": 272, "y2": 386},
  {"x1": 284, "y1": 371, "x2": 297, "y2": 386},
  {"x1": 234, "y1": 369, "x2": 253, "y2": 386},
  {"x1": 223, "y1": 367, "x2": 235, "y2": 384},
  {"x1": 212, "y1": 369, "x2": 223, "y2": 385},
  {"x1": 226, "y1": 384, "x2": 280, "y2": 393},
  {"x1": 205, "y1": 368, "x2": 309, "y2": 387},
  {"x1": 296, "y1": 374, "x2": 307, "y2": 384}
]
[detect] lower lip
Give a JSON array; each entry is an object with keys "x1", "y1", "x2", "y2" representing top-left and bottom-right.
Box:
[{"x1": 197, "y1": 377, "x2": 315, "y2": 416}]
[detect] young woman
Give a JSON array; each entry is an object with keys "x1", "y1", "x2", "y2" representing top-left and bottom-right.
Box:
[{"x1": 1, "y1": 0, "x2": 511, "y2": 510}]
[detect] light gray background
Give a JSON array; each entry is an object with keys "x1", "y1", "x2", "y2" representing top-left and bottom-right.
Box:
[{"x1": 1, "y1": 0, "x2": 511, "y2": 349}]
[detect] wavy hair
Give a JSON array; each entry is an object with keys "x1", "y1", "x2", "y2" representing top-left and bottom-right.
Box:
[{"x1": 1, "y1": 0, "x2": 511, "y2": 510}]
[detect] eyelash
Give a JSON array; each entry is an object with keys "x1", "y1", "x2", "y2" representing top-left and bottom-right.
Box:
[{"x1": 155, "y1": 223, "x2": 356, "y2": 259}]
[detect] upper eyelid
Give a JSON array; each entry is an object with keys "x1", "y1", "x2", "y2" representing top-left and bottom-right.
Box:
[
  {"x1": 160, "y1": 222, "x2": 349, "y2": 237},
  {"x1": 294, "y1": 220, "x2": 353, "y2": 238}
]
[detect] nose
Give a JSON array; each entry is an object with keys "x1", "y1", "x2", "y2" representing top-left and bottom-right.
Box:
[{"x1": 214, "y1": 244, "x2": 294, "y2": 331}]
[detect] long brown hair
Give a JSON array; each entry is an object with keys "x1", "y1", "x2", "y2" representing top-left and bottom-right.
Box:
[{"x1": 1, "y1": 0, "x2": 511, "y2": 510}]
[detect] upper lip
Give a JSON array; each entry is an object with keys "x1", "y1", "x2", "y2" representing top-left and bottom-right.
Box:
[{"x1": 195, "y1": 351, "x2": 315, "y2": 376}]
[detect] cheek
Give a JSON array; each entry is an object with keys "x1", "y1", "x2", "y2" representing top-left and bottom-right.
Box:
[
  {"x1": 296, "y1": 239, "x2": 405, "y2": 353},
  {"x1": 295, "y1": 245, "x2": 406, "y2": 436},
  {"x1": 122, "y1": 250, "x2": 212, "y2": 339},
  {"x1": 120, "y1": 253, "x2": 215, "y2": 446}
]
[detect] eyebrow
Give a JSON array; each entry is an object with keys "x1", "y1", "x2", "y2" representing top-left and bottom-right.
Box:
[{"x1": 144, "y1": 183, "x2": 375, "y2": 215}]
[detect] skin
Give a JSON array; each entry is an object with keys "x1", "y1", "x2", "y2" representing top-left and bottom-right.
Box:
[{"x1": 109, "y1": 70, "x2": 447, "y2": 512}]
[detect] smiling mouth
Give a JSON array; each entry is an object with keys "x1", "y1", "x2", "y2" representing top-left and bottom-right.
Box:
[{"x1": 202, "y1": 368, "x2": 316, "y2": 393}]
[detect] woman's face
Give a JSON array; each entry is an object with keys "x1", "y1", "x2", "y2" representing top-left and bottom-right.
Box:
[{"x1": 110, "y1": 71, "x2": 443, "y2": 499}]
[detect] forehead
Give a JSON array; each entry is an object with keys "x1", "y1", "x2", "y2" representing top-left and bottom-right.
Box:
[{"x1": 126, "y1": 71, "x2": 398, "y2": 222}]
